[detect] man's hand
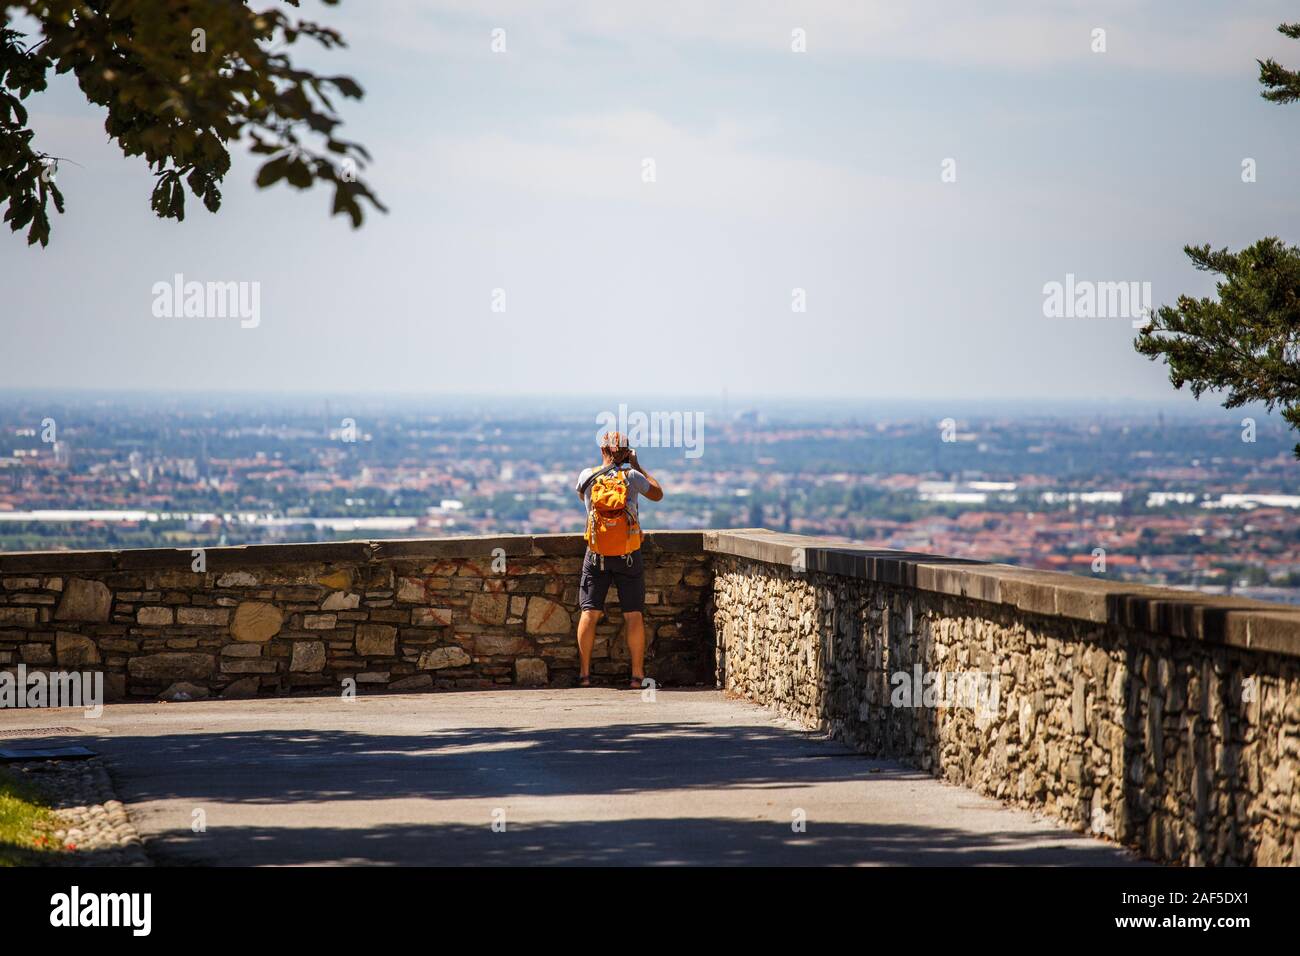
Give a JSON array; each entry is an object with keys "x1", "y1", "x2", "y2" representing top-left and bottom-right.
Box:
[{"x1": 628, "y1": 450, "x2": 664, "y2": 501}]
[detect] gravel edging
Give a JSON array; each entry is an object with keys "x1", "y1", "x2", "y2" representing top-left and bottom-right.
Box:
[{"x1": 7, "y1": 758, "x2": 150, "y2": 866}]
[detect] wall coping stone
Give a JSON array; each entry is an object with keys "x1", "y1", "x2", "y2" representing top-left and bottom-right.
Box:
[
  {"x1": 0, "y1": 531, "x2": 705, "y2": 573},
  {"x1": 6, "y1": 527, "x2": 1296, "y2": 658},
  {"x1": 704, "y1": 529, "x2": 1300, "y2": 659}
]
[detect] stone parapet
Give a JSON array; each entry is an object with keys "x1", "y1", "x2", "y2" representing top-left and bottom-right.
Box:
[
  {"x1": 707, "y1": 531, "x2": 1300, "y2": 866},
  {"x1": 0, "y1": 532, "x2": 714, "y2": 701}
]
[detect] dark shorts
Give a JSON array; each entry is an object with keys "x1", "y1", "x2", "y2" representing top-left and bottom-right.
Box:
[{"x1": 578, "y1": 548, "x2": 645, "y2": 614}]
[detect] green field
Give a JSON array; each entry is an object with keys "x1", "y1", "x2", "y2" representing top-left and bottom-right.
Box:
[{"x1": 0, "y1": 768, "x2": 60, "y2": 866}]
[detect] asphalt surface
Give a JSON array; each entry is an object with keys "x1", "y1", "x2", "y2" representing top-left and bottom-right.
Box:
[{"x1": 1, "y1": 689, "x2": 1142, "y2": 866}]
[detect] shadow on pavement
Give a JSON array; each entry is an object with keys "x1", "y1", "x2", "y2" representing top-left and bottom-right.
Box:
[{"x1": 154, "y1": 816, "x2": 1133, "y2": 867}]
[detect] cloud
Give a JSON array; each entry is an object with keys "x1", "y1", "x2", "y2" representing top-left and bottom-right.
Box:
[
  {"x1": 333, "y1": 0, "x2": 1300, "y2": 75},
  {"x1": 392, "y1": 109, "x2": 942, "y2": 223},
  {"x1": 382, "y1": 106, "x2": 1223, "y2": 249}
]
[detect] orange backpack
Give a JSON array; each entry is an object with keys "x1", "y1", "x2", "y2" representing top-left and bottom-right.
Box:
[{"x1": 584, "y1": 467, "x2": 642, "y2": 556}]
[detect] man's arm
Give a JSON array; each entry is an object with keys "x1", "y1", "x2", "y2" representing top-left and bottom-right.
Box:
[{"x1": 627, "y1": 450, "x2": 664, "y2": 501}]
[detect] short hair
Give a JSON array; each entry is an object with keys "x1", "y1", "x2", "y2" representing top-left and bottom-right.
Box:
[{"x1": 600, "y1": 434, "x2": 631, "y2": 463}]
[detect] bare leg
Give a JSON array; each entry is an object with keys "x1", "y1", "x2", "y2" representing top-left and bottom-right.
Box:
[
  {"x1": 577, "y1": 609, "x2": 601, "y2": 680},
  {"x1": 625, "y1": 611, "x2": 646, "y2": 681}
]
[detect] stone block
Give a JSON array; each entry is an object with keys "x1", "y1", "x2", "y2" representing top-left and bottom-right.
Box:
[
  {"x1": 221, "y1": 644, "x2": 263, "y2": 658},
  {"x1": 372, "y1": 535, "x2": 531, "y2": 561},
  {"x1": 390, "y1": 674, "x2": 434, "y2": 691},
  {"x1": 231, "y1": 602, "x2": 283, "y2": 642},
  {"x1": 2, "y1": 577, "x2": 41, "y2": 590},
  {"x1": 217, "y1": 572, "x2": 259, "y2": 587},
  {"x1": 321, "y1": 591, "x2": 361, "y2": 611},
  {"x1": 56, "y1": 632, "x2": 100, "y2": 666},
  {"x1": 178, "y1": 607, "x2": 229, "y2": 626},
  {"x1": 137, "y1": 606, "x2": 174, "y2": 626},
  {"x1": 53, "y1": 578, "x2": 112, "y2": 622},
  {"x1": 0, "y1": 551, "x2": 112, "y2": 574},
  {"x1": 128, "y1": 653, "x2": 216, "y2": 681},
  {"x1": 19, "y1": 643, "x2": 53, "y2": 664},
  {"x1": 418, "y1": 646, "x2": 472, "y2": 670},
  {"x1": 412, "y1": 607, "x2": 453, "y2": 627},
  {"x1": 645, "y1": 567, "x2": 683, "y2": 587},
  {"x1": 469, "y1": 593, "x2": 508, "y2": 625},
  {"x1": 221, "y1": 659, "x2": 278, "y2": 674},
  {"x1": 515, "y1": 658, "x2": 548, "y2": 686},
  {"x1": 222, "y1": 677, "x2": 261, "y2": 699},
  {"x1": 356, "y1": 624, "x2": 397, "y2": 656},
  {"x1": 317, "y1": 569, "x2": 353, "y2": 590},
  {"x1": 474, "y1": 634, "x2": 530, "y2": 657},
  {"x1": 103, "y1": 672, "x2": 126, "y2": 701},
  {"x1": 525, "y1": 597, "x2": 571, "y2": 635},
  {"x1": 396, "y1": 577, "x2": 426, "y2": 603},
  {"x1": 290, "y1": 641, "x2": 327, "y2": 673}
]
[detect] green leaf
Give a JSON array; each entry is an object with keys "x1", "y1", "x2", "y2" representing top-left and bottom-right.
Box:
[{"x1": 255, "y1": 155, "x2": 289, "y2": 187}]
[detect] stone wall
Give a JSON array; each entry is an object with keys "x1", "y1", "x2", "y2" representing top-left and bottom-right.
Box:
[
  {"x1": 0, "y1": 532, "x2": 713, "y2": 701},
  {"x1": 7, "y1": 525, "x2": 1299, "y2": 865},
  {"x1": 707, "y1": 531, "x2": 1300, "y2": 867}
]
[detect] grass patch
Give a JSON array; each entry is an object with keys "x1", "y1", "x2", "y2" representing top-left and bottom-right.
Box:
[{"x1": 0, "y1": 767, "x2": 61, "y2": 866}]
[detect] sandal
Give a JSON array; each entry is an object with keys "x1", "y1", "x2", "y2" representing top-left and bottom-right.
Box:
[
  {"x1": 629, "y1": 674, "x2": 647, "y2": 689},
  {"x1": 577, "y1": 674, "x2": 592, "y2": 688}
]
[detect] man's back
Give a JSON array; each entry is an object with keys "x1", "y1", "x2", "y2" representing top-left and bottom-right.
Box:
[
  {"x1": 576, "y1": 463, "x2": 652, "y2": 526},
  {"x1": 573, "y1": 433, "x2": 665, "y2": 688}
]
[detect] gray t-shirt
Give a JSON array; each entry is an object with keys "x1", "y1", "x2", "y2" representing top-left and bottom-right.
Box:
[{"x1": 576, "y1": 464, "x2": 652, "y2": 524}]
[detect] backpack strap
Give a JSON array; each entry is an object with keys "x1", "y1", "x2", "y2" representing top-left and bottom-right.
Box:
[{"x1": 578, "y1": 462, "x2": 621, "y2": 497}]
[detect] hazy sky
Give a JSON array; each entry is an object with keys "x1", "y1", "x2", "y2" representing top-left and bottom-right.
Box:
[{"x1": 4, "y1": 1, "x2": 1300, "y2": 406}]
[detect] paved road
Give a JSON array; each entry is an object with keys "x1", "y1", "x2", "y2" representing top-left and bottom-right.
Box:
[{"x1": 3, "y1": 689, "x2": 1142, "y2": 866}]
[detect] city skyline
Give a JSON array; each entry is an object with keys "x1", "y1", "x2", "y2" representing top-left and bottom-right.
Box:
[{"x1": 4, "y1": 393, "x2": 1297, "y2": 604}]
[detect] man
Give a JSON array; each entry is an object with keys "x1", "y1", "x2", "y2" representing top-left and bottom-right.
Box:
[{"x1": 574, "y1": 431, "x2": 664, "y2": 688}]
